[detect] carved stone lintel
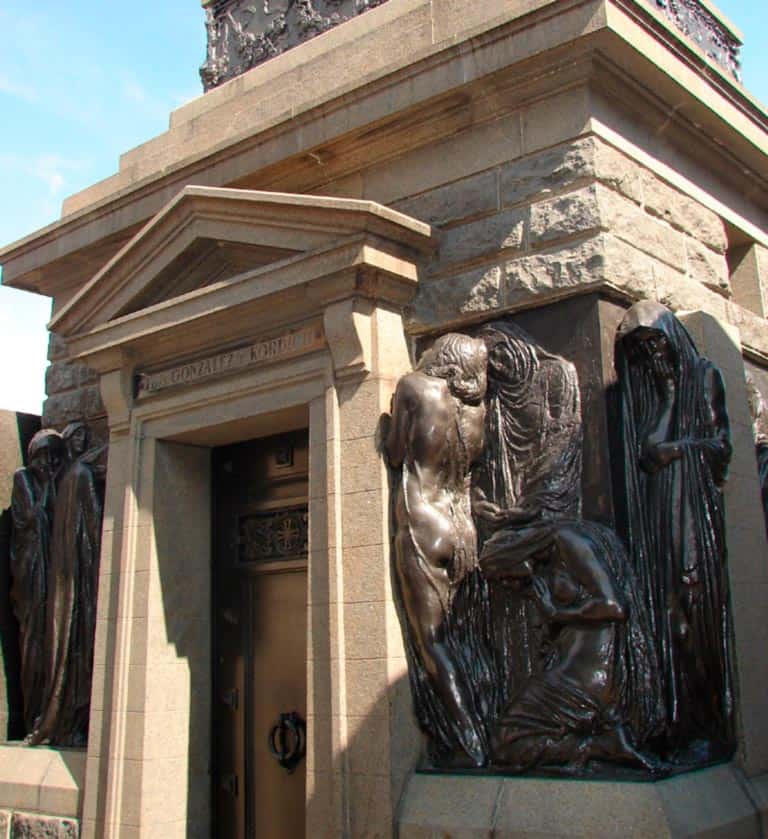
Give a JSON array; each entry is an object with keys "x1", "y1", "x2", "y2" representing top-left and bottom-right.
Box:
[{"x1": 200, "y1": 0, "x2": 391, "y2": 90}]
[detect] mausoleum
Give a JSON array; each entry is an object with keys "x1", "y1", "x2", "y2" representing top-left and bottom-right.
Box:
[{"x1": 1, "y1": 1, "x2": 768, "y2": 837}]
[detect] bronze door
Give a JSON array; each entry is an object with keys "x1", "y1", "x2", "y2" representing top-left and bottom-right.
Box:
[{"x1": 212, "y1": 431, "x2": 308, "y2": 839}]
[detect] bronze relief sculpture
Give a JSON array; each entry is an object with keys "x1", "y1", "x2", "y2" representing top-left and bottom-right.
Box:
[
  {"x1": 386, "y1": 304, "x2": 734, "y2": 777},
  {"x1": 616, "y1": 301, "x2": 734, "y2": 764},
  {"x1": 386, "y1": 333, "x2": 495, "y2": 768},
  {"x1": 8, "y1": 422, "x2": 106, "y2": 747},
  {"x1": 475, "y1": 321, "x2": 660, "y2": 774}
]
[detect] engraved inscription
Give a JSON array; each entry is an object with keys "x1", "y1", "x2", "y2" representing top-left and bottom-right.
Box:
[{"x1": 136, "y1": 322, "x2": 324, "y2": 397}]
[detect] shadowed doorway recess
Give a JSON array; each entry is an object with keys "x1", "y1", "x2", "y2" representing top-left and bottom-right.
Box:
[{"x1": 212, "y1": 430, "x2": 309, "y2": 839}]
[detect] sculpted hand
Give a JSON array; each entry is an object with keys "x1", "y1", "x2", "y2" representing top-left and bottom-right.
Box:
[
  {"x1": 501, "y1": 504, "x2": 541, "y2": 525},
  {"x1": 528, "y1": 576, "x2": 555, "y2": 618},
  {"x1": 472, "y1": 492, "x2": 539, "y2": 526},
  {"x1": 640, "y1": 440, "x2": 683, "y2": 472},
  {"x1": 473, "y1": 498, "x2": 508, "y2": 524}
]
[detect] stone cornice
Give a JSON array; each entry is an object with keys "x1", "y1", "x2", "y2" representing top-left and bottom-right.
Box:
[{"x1": 1, "y1": 0, "x2": 765, "y2": 300}]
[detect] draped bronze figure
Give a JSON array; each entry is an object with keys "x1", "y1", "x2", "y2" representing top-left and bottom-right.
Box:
[
  {"x1": 386, "y1": 320, "x2": 664, "y2": 776},
  {"x1": 616, "y1": 301, "x2": 735, "y2": 764},
  {"x1": 746, "y1": 372, "x2": 768, "y2": 534},
  {"x1": 7, "y1": 421, "x2": 106, "y2": 747},
  {"x1": 475, "y1": 321, "x2": 660, "y2": 774},
  {"x1": 9, "y1": 430, "x2": 64, "y2": 734},
  {"x1": 28, "y1": 423, "x2": 106, "y2": 746}
]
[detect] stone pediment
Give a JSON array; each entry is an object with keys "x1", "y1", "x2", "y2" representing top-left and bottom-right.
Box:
[{"x1": 51, "y1": 185, "x2": 435, "y2": 370}]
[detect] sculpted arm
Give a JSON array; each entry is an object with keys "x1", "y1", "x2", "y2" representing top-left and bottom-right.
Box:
[
  {"x1": 643, "y1": 365, "x2": 732, "y2": 480},
  {"x1": 698, "y1": 364, "x2": 732, "y2": 485},
  {"x1": 11, "y1": 471, "x2": 36, "y2": 531},
  {"x1": 533, "y1": 538, "x2": 626, "y2": 624},
  {"x1": 386, "y1": 378, "x2": 415, "y2": 469}
]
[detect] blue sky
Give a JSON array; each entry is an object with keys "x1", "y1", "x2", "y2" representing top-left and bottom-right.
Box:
[{"x1": 0, "y1": 0, "x2": 766, "y2": 414}]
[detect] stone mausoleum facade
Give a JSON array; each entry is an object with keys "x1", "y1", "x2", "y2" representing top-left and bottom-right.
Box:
[{"x1": 1, "y1": 0, "x2": 768, "y2": 836}]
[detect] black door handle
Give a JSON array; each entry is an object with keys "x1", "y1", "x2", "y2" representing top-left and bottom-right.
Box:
[{"x1": 267, "y1": 711, "x2": 306, "y2": 774}]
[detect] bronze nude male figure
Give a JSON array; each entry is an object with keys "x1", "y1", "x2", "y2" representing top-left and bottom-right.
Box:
[{"x1": 386, "y1": 333, "x2": 492, "y2": 767}]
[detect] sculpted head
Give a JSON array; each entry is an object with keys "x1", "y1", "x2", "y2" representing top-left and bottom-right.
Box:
[
  {"x1": 617, "y1": 301, "x2": 684, "y2": 384},
  {"x1": 418, "y1": 333, "x2": 488, "y2": 404},
  {"x1": 62, "y1": 422, "x2": 89, "y2": 459},
  {"x1": 27, "y1": 429, "x2": 64, "y2": 477}
]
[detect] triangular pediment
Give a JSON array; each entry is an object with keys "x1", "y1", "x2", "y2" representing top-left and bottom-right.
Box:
[{"x1": 51, "y1": 185, "x2": 434, "y2": 338}]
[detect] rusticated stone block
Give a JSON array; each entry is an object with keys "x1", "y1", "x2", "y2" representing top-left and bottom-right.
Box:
[
  {"x1": 437, "y1": 209, "x2": 525, "y2": 268},
  {"x1": 394, "y1": 169, "x2": 498, "y2": 227},
  {"x1": 408, "y1": 265, "x2": 501, "y2": 326},
  {"x1": 11, "y1": 812, "x2": 78, "y2": 839},
  {"x1": 528, "y1": 185, "x2": 601, "y2": 246},
  {"x1": 596, "y1": 185, "x2": 687, "y2": 272},
  {"x1": 686, "y1": 237, "x2": 730, "y2": 293},
  {"x1": 44, "y1": 363, "x2": 98, "y2": 397},
  {"x1": 503, "y1": 238, "x2": 605, "y2": 305},
  {"x1": 593, "y1": 140, "x2": 644, "y2": 205},
  {"x1": 42, "y1": 385, "x2": 104, "y2": 429},
  {"x1": 501, "y1": 138, "x2": 594, "y2": 208},
  {"x1": 46, "y1": 334, "x2": 68, "y2": 363},
  {"x1": 641, "y1": 170, "x2": 728, "y2": 253}
]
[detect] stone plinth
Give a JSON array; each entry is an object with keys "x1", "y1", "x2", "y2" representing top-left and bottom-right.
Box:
[
  {"x1": 0, "y1": 745, "x2": 84, "y2": 838},
  {"x1": 399, "y1": 766, "x2": 764, "y2": 838}
]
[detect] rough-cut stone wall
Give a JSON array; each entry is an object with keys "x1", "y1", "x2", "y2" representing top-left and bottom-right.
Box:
[
  {"x1": 41, "y1": 132, "x2": 766, "y2": 442},
  {"x1": 42, "y1": 334, "x2": 105, "y2": 442},
  {"x1": 359, "y1": 133, "x2": 766, "y2": 352}
]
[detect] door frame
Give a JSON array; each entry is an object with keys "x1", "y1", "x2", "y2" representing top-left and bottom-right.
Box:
[{"x1": 80, "y1": 299, "x2": 417, "y2": 838}]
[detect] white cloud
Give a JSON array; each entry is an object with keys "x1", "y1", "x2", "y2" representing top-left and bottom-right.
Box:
[
  {"x1": 0, "y1": 72, "x2": 38, "y2": 103},
  {"x1": 122, "y1": 77, "x2": 147, "y2": 105},
  {"x1": 30, "y1": 153, "x2": 79, "y2": 197}
]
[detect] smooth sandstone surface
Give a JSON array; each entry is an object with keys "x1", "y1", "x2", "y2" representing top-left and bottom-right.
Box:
[{"x1": 399, "y1": 766, "x2": 763, "y2": 838}]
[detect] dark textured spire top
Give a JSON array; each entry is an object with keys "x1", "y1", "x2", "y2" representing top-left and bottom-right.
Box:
[
  {"x1": 200, "y1": 0, "x2": 390, "y2": 91},
  {"x1": 200, "y1": 0, "x2": 743, "y2": 92},
  {"x1": 646, "y1": 0, "x2": 742, "y2": 80}
]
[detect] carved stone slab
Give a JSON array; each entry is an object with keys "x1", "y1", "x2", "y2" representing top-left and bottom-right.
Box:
[{"x1": 201, "y1": 0, "x2": 390, "y2": 90}]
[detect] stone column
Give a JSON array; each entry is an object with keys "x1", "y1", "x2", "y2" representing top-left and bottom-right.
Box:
[
  {"x1": 317, "y1": 298, "x2": 419, "y2": 837},
  {"x1": 680, "y1": 311, "x2": 768, "y2": 779}
]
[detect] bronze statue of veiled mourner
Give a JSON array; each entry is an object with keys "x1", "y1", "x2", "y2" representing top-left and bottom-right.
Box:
[
  {"x1": 10, "y1": 429, "x2": 64, "y2": 735},
  {"x1": 386, "y1": 309, "x2": 735, "y2": 777},
  {"x1": 616, "y1": 302, "x2": 735, "y2": 765},
  {"x1": 8, "y1": 421, "x2": 106, "y2": 747}
]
